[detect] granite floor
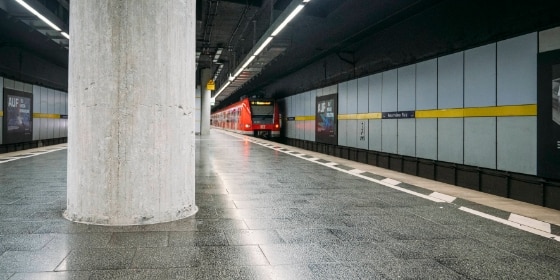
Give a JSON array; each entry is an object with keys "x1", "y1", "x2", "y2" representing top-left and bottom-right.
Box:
[{"x1": 0, "y1": 129, "x2": 559, "y2": 279}]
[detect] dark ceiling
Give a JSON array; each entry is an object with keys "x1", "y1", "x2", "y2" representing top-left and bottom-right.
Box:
[{"x1": 2, "y1": 0, "x2": 560, "y2": 110}]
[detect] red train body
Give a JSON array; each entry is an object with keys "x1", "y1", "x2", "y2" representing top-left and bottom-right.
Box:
[{"x1": 211, "y1": 97, "x2": 281, "y2": 137}]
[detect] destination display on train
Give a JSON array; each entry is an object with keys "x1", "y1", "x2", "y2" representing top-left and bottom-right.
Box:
[{"x1": 251, "y1": 101, "x2": 272, "y2": 105}]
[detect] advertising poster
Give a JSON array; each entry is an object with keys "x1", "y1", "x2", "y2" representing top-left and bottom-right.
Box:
[
  {"x1": 3, "y1": 89, "x2": 33, "y2": 144},
  {"x1": 537, "y1": 50, "x2": 560, "y2": 180},
  {"x1": 316, "y1": 94, "x2": 337, "y2": 145}
]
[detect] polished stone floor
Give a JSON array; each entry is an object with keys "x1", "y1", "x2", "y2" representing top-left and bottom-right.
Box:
[{"x1": 0, "y1": 129, "x2": 560, "y2": 279}]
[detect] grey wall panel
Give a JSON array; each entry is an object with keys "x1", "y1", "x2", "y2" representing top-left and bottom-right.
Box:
[
  {"x1": 369, "y1": 73, "x2": 382, "y2": 112},
  {"x1": 398, "y1": 119, "x2": 416, "y2": 157},
  {"x1": 285, "y1": 96, "x2": 292, "y2": 118},
  {"x1": 382, "y1": 70, "x2": 398, "y2": 112},
  {"x1": 14, "y1": 80, "x2": 23, "y2": 91},
  {"x1": 369, "y1": 119, "x2": 382, "y2": 151},
  {"x1": 322, "y1": 85, "x2": 337, "y2": 96},
  {"x1": 347, "y1": 120, "x2": 358, "y2": 148},
  {"x1": 308, "y1": 90, "x2": 316, "y2": 141},
  {"x1": 338, "y1": 120, "x2": 348, "y2": 146},
  {"x1": 465, "y1": 43, "x2": 497, "y2": 107},
  {"x1": 497, "y1": 32, "x2": 537, "y2": 105},
  {"x1": 47, "y1": 118, "x2": 54, "y2": 139},
  {"x1": 464, "y1": 117, "x2": 496, "y2": 169},
  {"x1": 416, "y1": 59, "x2": 438, "y2": 110},
  {"x1": 23, "y1": 83, "x2": 32, "y2": 93},
  {"x1": 416, "y1": 118, "x2": 437, "y2": 160},
  {"x1": 39, "y1": 118, "x2": 47, "y2": 140},
  {"x1": 539, "y1": 26, "x2": 560, "y2": 53},
  {"x1": 381, "y1": 119, "x2": 398, "y2": 154},
  {"x1": 40, "y1": 87, "x2": 48, "y2": 113},
  {"x1": 32, "y1": 85, "x2": 40, "y2": 114},
  {"x1": 3, "y1": 78, "x2": 14, "y2": 89},
  {"x1": 347, "y1": 79, "x2": 358, "y2": 114},
  {"x1": 497, "y1": 117, "x2": 537, "y2": 175},
  {"x1": 285, "y1": 97, "x2": 294, "y2": 138},
  {"x1": 398, "y1": 64, "x2": 416, "y2": 111},
  {"x1": 357, "y1": 120, "x2": 368, "y2": 150},
  {"x1": 54, "y1": 119, "x2": 60, "y2": 138},
  {"x1": 296, "y1": 94, "x2": 303, "y2": 117},
  {"x1": 338, "y1": 81, "x2": 348, "y2": 114},
  {"x1": 62, "y1": 92, "x2": 68, "y2": 115},
  {"x1": 357, "y1": 76, "x2": 369, "y2": 113},
  {"x1": 55, "y1": 90, "x2": 61, "y2": 114},
  {"x1": 306, "y1": 90, "x2": 316, "y2": 116},
  {"x1": 305, "y1": 120, "x2": 315, "y2": 141},
  {"x1": 48, "y1": 88, "x2": 55, "y2": 114},
  {"x1": 438, "y1": 52, "x2": 464, "y2": 109},
  {"x1": 297, "y1": 94, "x2": 304, "y2": 140},
  {"x1": 438, "y1": 118, "x2": 464, "y2": 164}
]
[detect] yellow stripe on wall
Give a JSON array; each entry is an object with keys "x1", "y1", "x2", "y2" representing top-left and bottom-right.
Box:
[
  {"x1": 339, "y1": 113, "x2": 382, "y2": 120},
  {"x1": 416, "y1": 104, "x2": 537, "y2": 118},
  {"x1": 33, "y1": 113, "x2": 61, "y2": 119},
  {"x1": 0, "y1": 112, "x2": 63, "y2": 118},
  {"x1": 295, "y1": 116, "x2": 315, "y2": 121}
]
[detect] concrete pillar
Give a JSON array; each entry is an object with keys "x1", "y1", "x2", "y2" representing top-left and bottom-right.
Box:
[
  {"x1": 200, "y1": 68, "x2": 212, "y2": 135},
  {"x1": 65, "y1": 0, "x2": 197, "y2": 225}
]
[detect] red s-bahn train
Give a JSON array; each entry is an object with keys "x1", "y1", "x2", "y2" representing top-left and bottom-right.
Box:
[{"x1": 211, "y1": 97, "x2": 280, "y2": 137}]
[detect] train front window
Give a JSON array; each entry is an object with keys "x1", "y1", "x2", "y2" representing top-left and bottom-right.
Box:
[{"x1": 250, "y1": 101, "x2": 274, "y2": 124}]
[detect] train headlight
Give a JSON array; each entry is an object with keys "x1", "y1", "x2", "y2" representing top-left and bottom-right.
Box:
[
  {"x1": 245, "y1": 124, "x2": 251, "y2": 128},
  {"x1": 275, "y1": 124, "x2": 279, "y2": 128}
]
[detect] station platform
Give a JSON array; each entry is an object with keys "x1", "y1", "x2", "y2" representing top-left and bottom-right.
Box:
[{"x1": 1, "y1": 129, "x2": 560, "y2": 279}]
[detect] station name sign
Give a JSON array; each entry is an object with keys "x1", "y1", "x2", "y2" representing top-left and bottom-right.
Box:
[{"x1": 382, "y1": 110, "x2": 415, "y2": 119}]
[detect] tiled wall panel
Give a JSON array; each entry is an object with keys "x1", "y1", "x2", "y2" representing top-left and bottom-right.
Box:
[
  {"x1": 438, "y1": 118, "x2": 463, "y2": 164},
  {"x1": 438, "y1": 52, "x2": 464, "y2": 109},
  {"x1": 464, "y1": 43, "x2": 496, "y2": 107},
  {"x1": 464, "y1": 117, "x2": 496, "y2": 169},
  {"x1": 416, "y1": 59, "x2": 437, "y2": 110},
  {"x1": 497, "y1": 33, "x2": 537, "y2": 106}
]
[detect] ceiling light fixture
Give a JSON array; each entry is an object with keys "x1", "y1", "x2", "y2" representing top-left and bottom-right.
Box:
[
  {"x1": 271, "y1": 4, "x2": 305, "y2": 36},
  {"x1": 213, "y1": 0, "x2": 310, "y2": 100},
  {"x1": 253, "y1": 37, "x2": 273, "y2": 56},
  {"x1": 15, "y1": 0, "x2": 62, "y2": 31},
  {"x1": 61, "y1": 31, "x2": 70, "y2": 39}
]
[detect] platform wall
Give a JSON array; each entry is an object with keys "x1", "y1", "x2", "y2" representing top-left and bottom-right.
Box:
[{"x1": 280, "y1": 30, "x2": 560, "y2": 210}]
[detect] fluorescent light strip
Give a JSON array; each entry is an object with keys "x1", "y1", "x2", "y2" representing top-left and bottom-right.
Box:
[
  {"x1": 253, "y1": 37, "x2": 273, "y2": 56},
  {"x1": 233, "y1": 55, "x2": 256, "y2": 77},
  {"x1": 271, "y1": 4, "x2": 304, "y2": 36},
  {"x1": 61, "y1": 31, "x2": 70, "y2": 39},
  {"x1": 220, "y1": 0, "x2": 310, "y2": 98},
  {"x1": 15, "y1": 0, "x2": 62, "y2": 31}
]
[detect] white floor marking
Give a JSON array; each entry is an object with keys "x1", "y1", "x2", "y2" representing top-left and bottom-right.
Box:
[
  {"x1": 0, "y1": 147, "x2": 67, "y2": 164},
  {"x1": 219, "y1": 130, "x2": 559, "y2": 240},
  {"x1": 381, "y1": 178, "x2": 401, "y2": 185},
  {"x1": 509, "y1": 213, "x2": 552, "y2": 233},
  {"x1": 459, "y1": 207, "x2": 559, "y2": 241},
  {"x1": 430, "y1": 192, "x2": 457, "y2": 203}
]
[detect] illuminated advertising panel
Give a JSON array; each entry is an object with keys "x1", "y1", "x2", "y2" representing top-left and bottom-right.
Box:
[
  {"x1": 2, "y1": 89, "x2": 33, "y2": 144},
  {"x1": 316, "y1": 94, "x2": 338, "y2": 145}
]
